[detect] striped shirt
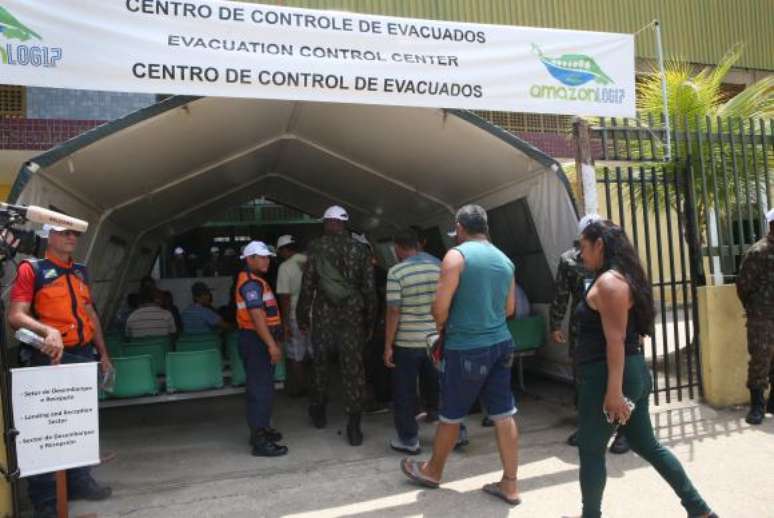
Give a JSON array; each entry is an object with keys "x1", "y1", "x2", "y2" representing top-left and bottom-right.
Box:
[
  {"x1": 386, "y1": 254, "x2": 441, "y2": 348},
  {"x1": 125, "y1": 304, "x2": 177, "y2": 338}
]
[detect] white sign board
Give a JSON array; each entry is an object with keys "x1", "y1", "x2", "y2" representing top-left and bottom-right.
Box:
[
  {"x1": 0, "y1": 0, "x2": 636, "y2": 117},
  {"x1": 11, "y1": 363, "x2": 100, "y2": 478}
]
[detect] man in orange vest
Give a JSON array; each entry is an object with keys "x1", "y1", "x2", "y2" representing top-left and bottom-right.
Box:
[
  {"x1": 8, "y1": 224, "x2": 112, "y2": 518},
  {"x1": 235, "y1": 241, "x2": 288, "y2": 457}
]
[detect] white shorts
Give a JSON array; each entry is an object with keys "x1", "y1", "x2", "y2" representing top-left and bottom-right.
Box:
[{"x1": 284, "y1": 318, "x2": 313, "y2": 362}]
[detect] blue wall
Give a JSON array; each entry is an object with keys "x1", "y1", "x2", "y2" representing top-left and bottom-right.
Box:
[{"x1": 27, "y1": 88, "x2": 156, "y2": 120}]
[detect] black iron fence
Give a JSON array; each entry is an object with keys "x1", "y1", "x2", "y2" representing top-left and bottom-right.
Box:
[
  {"x1": 593, "y1": 115, "x2": 773, "y2": 283},
  {"x1": 585, "y1": 115, "x2": 772, "y2": 404}
]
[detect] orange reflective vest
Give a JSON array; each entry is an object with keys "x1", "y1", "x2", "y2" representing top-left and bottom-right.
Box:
[
  {"x1": 235, "y1": 270, "x2": 281, "y2": 331},
  {"x1": 25, "y1": 257, "x2": 95, "y2": 347}
]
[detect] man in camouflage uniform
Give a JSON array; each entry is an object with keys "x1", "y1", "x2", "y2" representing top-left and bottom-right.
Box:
[
  {"x1": 297, "y1": 205, "x2": 377, "y2": 445},
  {"x1": 549, "y1": 214, "x2": 629, "y2": 453},
  {"x1": 736, "y1": 208, "x2": 774, "y2": 425}
]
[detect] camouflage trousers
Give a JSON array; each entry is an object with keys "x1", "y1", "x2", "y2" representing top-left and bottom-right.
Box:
[
  {"x1": 310, "y1": 305, "x2": 366, "y2": 414},
  {"x1": 746, "y1": 317, "x2": 774, "y2": 391}
]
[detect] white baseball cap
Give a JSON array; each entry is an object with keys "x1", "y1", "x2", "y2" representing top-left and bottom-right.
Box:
[
  {"x1": 322, "y1": 205, "x2": 349, "y2": 221},
  {"x1": 767, "y1": 208, "x2": 774, "y2": 224},
  {"x1": 578, "y1": 213, "x2": 603, "y2": 234},
  {"x1": 173, "y1": 246, "x2": 185, "y2": 256},
  {"x1": 240, "y1": 240, "x2": 275, "y2": 259},
  {"x1": 276, "y1": 234, "x2": 295, "y2": 250},
  {"x1": 36, "y1": 224, "x2": 68, "y2": 238}
]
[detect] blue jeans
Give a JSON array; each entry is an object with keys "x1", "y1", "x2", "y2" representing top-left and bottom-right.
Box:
[
  {"x1": 23, "y1": 345, "x2": 98, "y2": 508},
  {"x1": 440, "y1": 339, "x2": 516, "y2": 423},
  {"x1": 238, "y1": 331, "x2": 274, "y2": 429},
  {"x1": 392, "y1": 347, "x2": 438, "y2": 443}
]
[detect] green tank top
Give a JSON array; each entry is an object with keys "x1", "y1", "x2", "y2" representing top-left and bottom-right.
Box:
[{"x1": 445, "y1": 241, "x2": 515, "y2": 350}]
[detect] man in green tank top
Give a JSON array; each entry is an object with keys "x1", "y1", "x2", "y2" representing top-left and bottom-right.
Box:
[{"x1": 400, "y1": 205, "x2": 522, "y2": 506}]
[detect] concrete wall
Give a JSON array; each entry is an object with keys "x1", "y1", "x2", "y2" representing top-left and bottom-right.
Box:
[{"x1": 698, "y1": 284, "x2": 750, "y2": 407}]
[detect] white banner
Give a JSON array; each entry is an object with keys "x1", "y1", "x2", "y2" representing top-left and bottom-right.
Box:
[
  {"x1": 0, "y1": 0, "x2": 635, "y2": 116},
  {"x1": 11, "y1": 363, "x2": 100, "y2": 478}
]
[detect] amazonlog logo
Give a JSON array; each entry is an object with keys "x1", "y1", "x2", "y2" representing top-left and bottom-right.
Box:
[
  {"x1": 0, "y1": 6, "x2": 62, "y2": 67},
  {"x1": 529, "y1": 43, "x2": 624, "y2": 105}
]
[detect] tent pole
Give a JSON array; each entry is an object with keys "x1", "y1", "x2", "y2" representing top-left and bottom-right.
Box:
[{"x1": 572, "y1": 117, "x2": 595, "y2": 217}]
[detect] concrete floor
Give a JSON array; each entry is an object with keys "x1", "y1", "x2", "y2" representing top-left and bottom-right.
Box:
[{"x1": 52, "y1": 377, "x2": 774, "y2": 518}]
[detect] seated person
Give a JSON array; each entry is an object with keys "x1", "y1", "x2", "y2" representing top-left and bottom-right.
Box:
[
  {"x1": 125, "y1": 286, "x2": 177, "y2": 339},
  {"x1": 181, "y1": 281, "x2": 230, "y2": 334},
  {"x1": 111, "y1": 292, "x2": 138, "y2": 333},
  {"x1": 515, "y1": 282, "x2": 531, "y2": 319},
  {"x1": 161, "y1": 290, "x2": 183, "y2": 334}
]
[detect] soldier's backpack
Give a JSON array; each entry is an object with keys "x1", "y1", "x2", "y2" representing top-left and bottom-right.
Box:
[{"x1": 317, "y1": 253, "x2": 358, "y2": 306}]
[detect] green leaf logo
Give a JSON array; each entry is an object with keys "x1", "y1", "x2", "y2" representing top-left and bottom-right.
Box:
[
  {"x1": 532, "y1": 43, "x2": 613, "y2": 87},
  {"x1": 0, "y1": 5, "x2": 42, "y2": 64}
]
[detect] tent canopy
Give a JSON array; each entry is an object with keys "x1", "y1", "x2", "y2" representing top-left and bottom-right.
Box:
[{"x1": 11, "y1": 96, "x2": 578, "y2": 322}]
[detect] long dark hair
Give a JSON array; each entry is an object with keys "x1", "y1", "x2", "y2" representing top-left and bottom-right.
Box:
[{"x1": 581, "y1": 220, "x2": 655, "y2": 336}]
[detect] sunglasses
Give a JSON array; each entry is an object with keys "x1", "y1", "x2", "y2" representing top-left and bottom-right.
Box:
[{"x1": 51, "y1": 230, "x2": 82, "y2": 238}]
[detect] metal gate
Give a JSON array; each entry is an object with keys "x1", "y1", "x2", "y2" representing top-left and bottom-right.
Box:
[{"x1": 582, "y1": 115, "x2": 772, "y2": 405}]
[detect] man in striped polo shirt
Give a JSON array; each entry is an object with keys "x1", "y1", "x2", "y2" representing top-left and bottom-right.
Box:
[
  {"x1": 384, "y1": 229, "x2": 441, "y2": 454},
  {"x1": 125, "y1": 286, "x2": 177, "y2": 339}
]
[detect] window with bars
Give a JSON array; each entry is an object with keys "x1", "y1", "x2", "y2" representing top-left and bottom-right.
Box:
[
  {"x1": 474, "y1": 111, "x2": 573, "y2": 134},
  {"x1": 0, "y1": 85, "x2": 26, "y2": 117}
]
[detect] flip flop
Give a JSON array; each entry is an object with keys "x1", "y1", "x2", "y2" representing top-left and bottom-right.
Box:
[
  {"x1": 400, "y1": 458, "x2": 440, "y2": 488},
  {"x1": 482, "y1": 482, "x2": 522, "y2": 506}
]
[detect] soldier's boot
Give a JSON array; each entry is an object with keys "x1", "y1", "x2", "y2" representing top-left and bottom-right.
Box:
[
  {"x1": 251, "y1": 430, "x2": 288, "y2": 457},
  {"x1": 346, "y1": 413, "x2": 363, "y2": 446},
  {"x1": 250, "y1": 426, "x2": 282, "y2": 445},
  {"x1": 767, "y1": 389, "x2": 774, "y2": 414},
  {"x1": 745, "y1": 389, "x2": 765, "y2": 425},
  {"x1": 309, "y1": 403, "x2": 327, "y2": 429}
]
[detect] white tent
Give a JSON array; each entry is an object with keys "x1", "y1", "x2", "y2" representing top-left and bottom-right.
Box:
[{"x1": 11, "y1": 95, "x2": 579, "y2": 378}]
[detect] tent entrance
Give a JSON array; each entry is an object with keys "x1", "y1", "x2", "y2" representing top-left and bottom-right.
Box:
[{"x1": 12, "y1": 96, "x2": 580, "y2": 384}]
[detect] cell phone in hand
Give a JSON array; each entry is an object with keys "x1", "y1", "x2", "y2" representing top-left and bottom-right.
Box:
[{"x1": 603, "y1": 397, "x2": 636, "y2": 425}]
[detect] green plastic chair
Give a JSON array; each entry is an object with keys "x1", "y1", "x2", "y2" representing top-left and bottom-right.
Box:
[
  {"x1": 104, "y1": 331, "x2": 125, "y2": 343},
  {"x1": 108, "y1": 355, "x2": 158, "y2": 398},
  {"x1": 124, "y1": 335, "x2": 172, "y2": 352},
  {"x1": 227, "y1": 337, "x2": 246, "y2": 387},
  {"x1": 507, "y1": 314, "x2": 546, "y2": 391},
  {"x1": 227, "y1": 334, "x2": 285, "y2": 384},
  {"x1": 166, "y1": 349, "x2": 224, "y2": 393},
  {"x1": 178, "y1": 333, "x2": 219, "y2": 343},
  {"x1": 122, "y1": 341, "x2": 168, "y2": 375},
  {"x1": 176, "y1": 338, "x2": 220, "y2": 354},
  {"x1": 105, "y1": 337, "x2": 125, "y2": 358},
  {"x1": 273, "y1": 357, "x2": 286, "y2": 383},
  {"x1": 507, "y1": 314, "x2": 546, "y2": 351}
]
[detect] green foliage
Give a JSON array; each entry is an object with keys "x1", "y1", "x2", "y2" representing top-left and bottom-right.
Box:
[
  {"x1": 619, "y1": 45, "x2": 773, "y2": 243},
  {"x1": 638, "y1": 44, "x2": 773, "y2": 124}
]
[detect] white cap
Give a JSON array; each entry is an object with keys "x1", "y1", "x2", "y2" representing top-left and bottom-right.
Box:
[
  {"x1": 351, "y1": 232, "x2": 369, "y2": 246},
  {"x1": 276, "y1": 234, "x2": 295, "y2": 250},
  {"x1": 36, "y1": 224, "x2": 68, "y2": 239},
  {"x1": 767, "y1": 208, "x2": 774, "y2": 224},
  {"x1": 240, "y1": 240, "x2": 275, "y2": 259},
  {"x1": 173, "y1": 246, "x2": 185, "y2": 256},
  {"x1": 322, "y1": 205, "x2": 349, "y2": 221},
  {"x1": 578, "y1": 213, "x2": 602, "y2": 234}
]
